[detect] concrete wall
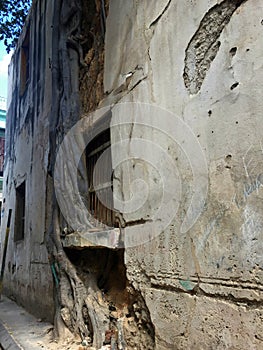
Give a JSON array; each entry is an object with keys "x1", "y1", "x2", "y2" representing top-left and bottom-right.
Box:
[
  {"x1": 104, "y1": 0, "x2": 263, "y2": 349},
  {"x1": 1, "y1": 0, "x2": 54, "y2": 321}
]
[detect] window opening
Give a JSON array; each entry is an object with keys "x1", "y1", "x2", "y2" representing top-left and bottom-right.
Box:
[{"x1": 14, "y1": 181, "x2": 26, "y2": 241}]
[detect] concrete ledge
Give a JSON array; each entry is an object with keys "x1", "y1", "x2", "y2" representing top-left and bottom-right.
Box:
[
  {"x1": 0, "y1": 322, "x2": 23, "y2": 350},
  {"x1": 62, "y1": 229, "x2": 121, "y2": 249}
]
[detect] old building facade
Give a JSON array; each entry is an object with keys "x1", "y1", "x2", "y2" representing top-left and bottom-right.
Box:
[{"x1": 1, "y1": 0, "x2": 262, "y2": 349}]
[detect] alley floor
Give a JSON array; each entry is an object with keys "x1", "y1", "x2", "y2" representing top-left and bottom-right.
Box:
[
  {"x1": 0, "y1": 295, "x2": 55, "y2": 349},
  {"x1": 0, "y1": 296, "x2": 94, "y2": 350}
]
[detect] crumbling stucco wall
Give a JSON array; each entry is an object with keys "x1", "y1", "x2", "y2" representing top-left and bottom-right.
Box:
[
  {"x1": 1, "y1": 0, "x2": 54, "y2": 321},
  {"x1": 104, "y1": 0, "x2": 263, "y2": 349},
  {"x1": 1, "y1": 0, "x2": 262, "y2": 348}
]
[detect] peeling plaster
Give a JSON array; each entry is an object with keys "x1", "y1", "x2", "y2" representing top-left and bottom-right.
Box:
[{"x1": 183, "y1": 0, "x2": 247, "y2": 94}]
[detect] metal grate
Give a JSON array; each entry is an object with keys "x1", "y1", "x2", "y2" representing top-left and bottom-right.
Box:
[{"x1": 86, "y1": 129, "x2": 117, "y2": 228}]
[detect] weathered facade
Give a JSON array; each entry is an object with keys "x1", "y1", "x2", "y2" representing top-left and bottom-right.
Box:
[
  {"x1": 1, "y1": 0, "x2": 54, "y2": 321},
  {"x1": 1, "y1": 0, "x2": 262, "y2": 349}
]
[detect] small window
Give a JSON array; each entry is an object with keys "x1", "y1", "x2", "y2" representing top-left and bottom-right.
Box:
[
  {"x1": 86, "y1": 129, "x2": 117, "y2": 228},
  {"x1": 14, "y1": 181, "x2": 26, "y2": 241},
  {"x1": 20, "y1": 27, "x2": 30, "y2": 96}
]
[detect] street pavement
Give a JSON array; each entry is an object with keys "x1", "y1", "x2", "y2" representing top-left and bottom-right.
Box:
[
  {"x1": 0, "y1": 295, "x2": 54, "y2": 349},
  {"x1": 0, "y1": 296, "x2": 107, "y2": 349}
]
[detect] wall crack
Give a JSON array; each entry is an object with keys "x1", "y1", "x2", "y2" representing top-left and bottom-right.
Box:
[{"x1": 149, "y1": 0, "x2": 172, "y2": 28}]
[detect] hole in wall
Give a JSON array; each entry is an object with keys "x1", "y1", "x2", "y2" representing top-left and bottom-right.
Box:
[
  {"x1": 65, "y1": 247, "x2": 155, "y2": 348},
  {"x1": 225, "y1": 154, "x2": 232, "y2": 169},
  {"x1": 229, "y1": 47, "x2": 237, "y2": 56},
  {"x1": 230, "y1": 82, "x2": 239, "y2": 90}
]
